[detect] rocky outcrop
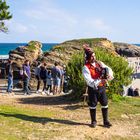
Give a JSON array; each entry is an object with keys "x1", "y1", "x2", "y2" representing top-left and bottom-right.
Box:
[
  {"x1": 6, "y1": 38, "x2": 140, "y2": 88},
  {"x1": 42, "y1": 38, "x2": 118, "y2": 67},
  {"x1": 113, "y1": 42, "x2": 140, "y2": 57},
  {"x1": 8, "y1": 38, "x2": 140, "y2": 70},
  {"x1": 9, "y1": 41, "x2": 42, "y2": 68}
]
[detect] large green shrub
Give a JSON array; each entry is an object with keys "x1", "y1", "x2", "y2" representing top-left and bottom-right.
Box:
[
  {"x1": 66, "y1": 52, "x2": 85, "y2": 99},
  {"x1": 67, "y1": 47, "x2": 133, "y2": 100}
]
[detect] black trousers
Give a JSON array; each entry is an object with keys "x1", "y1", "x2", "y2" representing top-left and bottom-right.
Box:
[
  {"x1": 36, "y1": 75, "x2": 41, "y2": 91},
  {"x1": 47, "y1": 85, "x2": 52, "y2": 92},
  {"x1": 88, "y1": 86, "x2": 108, "y2": 108},
  {"x1": 88, "y1": 86, "x2": 110, "y2": 125},
  {"x1": 42, "y1": 80, "x2": 47, "y2": 91}
]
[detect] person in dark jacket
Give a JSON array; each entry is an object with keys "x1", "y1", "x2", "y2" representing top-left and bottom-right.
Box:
[
  {"x1": 134, "y1": 88, "x2": 139, "y2": 96},
  {"x1": 6, "y1": 59, "x2": 14, "y2": 94},
  {"x1": 40, "y1": 62, "x2": 48, "y2": 94},
  {"x1": 23, "y1": 60, "x2": 31, "y2": 95},
  {"x1": 51, "y1": 62, "x2": 61, "y2": 95},
  {"x1": 127, "y1": 86, "x2": 134, "y2": 96},
  {"x1": 46, "y1": 70, "x2": 53, "y2": 95}
]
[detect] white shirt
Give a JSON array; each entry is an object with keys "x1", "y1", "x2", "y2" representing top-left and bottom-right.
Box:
[{"x1": 82, "y1": 61, "x2": 114, "y2": 89}]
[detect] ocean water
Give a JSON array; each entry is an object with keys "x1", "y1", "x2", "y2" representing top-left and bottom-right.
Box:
[
  {"x1": 0, "y1": 43, "x2": 140, "y2": 55},
  {"x1": 134, "y1": 44, "x2": 140, "y2": 46},
  {"x1": 0, "y1": 43, "x2": 58, "y2": 55}
]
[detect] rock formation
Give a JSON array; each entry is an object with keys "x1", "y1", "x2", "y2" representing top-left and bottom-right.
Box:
[
  {"x1": 8, "y1": 38, "x2": 140, "y2": 69},
  {"x1": 9, "y1": 41, "x2": 42, "y2": 68},
  {"x1": 42, "y1": 38, "x2": 118, "y2": 67},
  {"x1": 113, "y1": 42, "x2": 140, "y2": 57}
]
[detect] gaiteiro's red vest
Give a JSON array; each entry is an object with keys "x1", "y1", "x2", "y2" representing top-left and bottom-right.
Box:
[{"x1": 85, "y1": 62, "x2": 104, "y2": 86}]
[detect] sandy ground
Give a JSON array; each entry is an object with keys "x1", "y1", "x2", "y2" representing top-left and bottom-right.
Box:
[
  {"x1": 0, "y1": 79, "x2": 140, "y2": 140},
  {"x1": 0, "y1": 93, "x2": 140, "y2": 139}
]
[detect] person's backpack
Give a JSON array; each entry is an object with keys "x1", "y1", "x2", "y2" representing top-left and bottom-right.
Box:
[
  {"x1": 51, "y1": 67, "x2": 61, "y2": 78},
  {"x1": 40, "y1": 67, "x2": 47, "y2": 79}
]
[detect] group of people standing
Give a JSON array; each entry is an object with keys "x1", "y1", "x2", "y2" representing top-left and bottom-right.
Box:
[
  {"x1": 5, "y1": 59, "x2": 31, "y2": 95},
  {"x1": 4, "y1": 59, "x2": 68, "y2": 96},
  {"x1": 35, "y1": 61, "x2": 66, "y2": 95}
]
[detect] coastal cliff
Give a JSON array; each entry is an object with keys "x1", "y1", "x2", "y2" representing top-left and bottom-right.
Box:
[{"x1": 8, "y1": 38, "x2": 140, "y2": 69}]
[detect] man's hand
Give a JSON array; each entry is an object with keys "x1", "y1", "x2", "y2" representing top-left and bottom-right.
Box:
[
  {"x1": 101, "y1": 79, "x2": 107, "y2": 85},
  {"x1": 107, "y1": 75, "x2": 114, "y2": 81}
]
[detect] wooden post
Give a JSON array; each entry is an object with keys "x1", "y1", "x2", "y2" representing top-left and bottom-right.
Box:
[{"x1": 83, "y1": 87, "x2": 88, "y2": 107}]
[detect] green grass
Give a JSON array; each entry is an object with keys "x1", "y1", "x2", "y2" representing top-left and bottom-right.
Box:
[
  {"x1": 109, "y1": 97, "x2": 140, "y2": 120},
  {"x1": 0, "y1": 105, "x2": 55, "y2": 140},
  {"x1": 27, "y1": 45, "x2": 36, "y2": 52},
  {"x1": 78, "y1": 38, "x2": 107, "y2": 46},
  {"x1": 0, "y1": 97, "x2": 140, "y2": 139},
  {"x1": 27, "y1": 41, "x2": 38, "y2": 51}
]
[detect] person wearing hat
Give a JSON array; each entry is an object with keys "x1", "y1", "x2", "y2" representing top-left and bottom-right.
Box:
[{"x1": 82, "y1": 44, "x2": 114, "y2": 128}]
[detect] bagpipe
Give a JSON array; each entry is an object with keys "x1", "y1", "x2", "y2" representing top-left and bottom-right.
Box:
[{"x1": 95, "y1": 61, "x2": 109, "y2": 79}]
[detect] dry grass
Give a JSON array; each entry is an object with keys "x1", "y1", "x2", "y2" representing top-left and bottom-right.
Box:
[{"x1": 0, "y1": 94, "x2": 139, "y2": 140}]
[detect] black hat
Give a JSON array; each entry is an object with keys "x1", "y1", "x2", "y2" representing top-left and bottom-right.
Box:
[{"x1": 83, "y1": 44, "x2": 94, "y2": 61}]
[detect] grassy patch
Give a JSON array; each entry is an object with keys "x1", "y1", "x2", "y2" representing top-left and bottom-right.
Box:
[
  {"x1": 27, "y1": 41, "x2": 38, "y2": 52},
  {"x1": 109, "y1": 97, "x2": 140, "y2": 120},
  {"x1": 78, "y1": 38, "x2": 107, "y2": 46},
  {"x1": 0, "y1": 105, "x2": 55, "y2": 140},
  {"x1": 27, "y1": 45, "x2": 36, "y2": 52},
  {"x1": 0, "y1": 97, "x2": 140, "y2": 139}
]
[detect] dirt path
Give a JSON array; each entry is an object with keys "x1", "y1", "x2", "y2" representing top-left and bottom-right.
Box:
[{"x1": 0, "y1": 94, "x2": 140, "y2": 140}]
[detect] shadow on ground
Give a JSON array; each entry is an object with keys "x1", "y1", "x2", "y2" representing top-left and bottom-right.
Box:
[
  {"x1": 17, "y1": 95, "x2": 83, "y2": 110},
  {"x1": 0, "y1": 112, "x2": 87, "y2": 126}
]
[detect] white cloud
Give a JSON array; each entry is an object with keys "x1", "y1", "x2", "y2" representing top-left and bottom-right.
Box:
[
  {"x1": 4, "y1": 0, "x2": 117, "y2": 43},
  {"x1": 4, "y1": 20, "x2": 29, "y2": 33},
  {"x1": 6, "y1": 20, "x2": 39, "y2": 34},
  {"x1": 85, "y1": 18, "x2": 112, "y2": 32},
  {"x1": 24, "y1": 9, "x2": 77, "y2": 27},
  {"x1": 25, "y1": 4, "x2": 113, "y2": 35},
  {"x1": 14, "y1": 23, "x2": 28, "y2": 33},
  {"x1": 24, "y1": 10, "x2": 46, "y2": 20},
  {"x1": 23, "y1": 1, "x2": 78, "y2": 27}
]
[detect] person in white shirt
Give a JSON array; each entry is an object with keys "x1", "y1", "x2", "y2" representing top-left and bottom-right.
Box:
[{"x1": 82, "y1": 44, "x2": 114, "y2": 128}]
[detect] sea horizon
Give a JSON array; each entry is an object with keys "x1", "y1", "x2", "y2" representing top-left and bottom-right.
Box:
[
  {"x1": 0, "y1": 42, "x2": 140, "y2": 56},
  {"x1": 0, "y1": 43, "x2": 58, "y2": 55}
]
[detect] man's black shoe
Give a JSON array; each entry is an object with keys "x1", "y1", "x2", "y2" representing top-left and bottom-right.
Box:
[
  {"x1": 90, "y1": 121, "x2": 97, "y2": 128},
  {"x1": 103, "y1": 121, "x2": 112, "y2": 128}
]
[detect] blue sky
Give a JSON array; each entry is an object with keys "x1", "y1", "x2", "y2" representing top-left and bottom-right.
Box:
[{"x1": 0, "y1": 0, "x2": 140, "y2": 43}]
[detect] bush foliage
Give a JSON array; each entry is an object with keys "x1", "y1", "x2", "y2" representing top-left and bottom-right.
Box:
[
  {"x1": 0, "y1": 0, "x2": 12, "y2": 32},
  {"x1": 66, "y1": 47, "x2": 133, "y2": 100}
]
